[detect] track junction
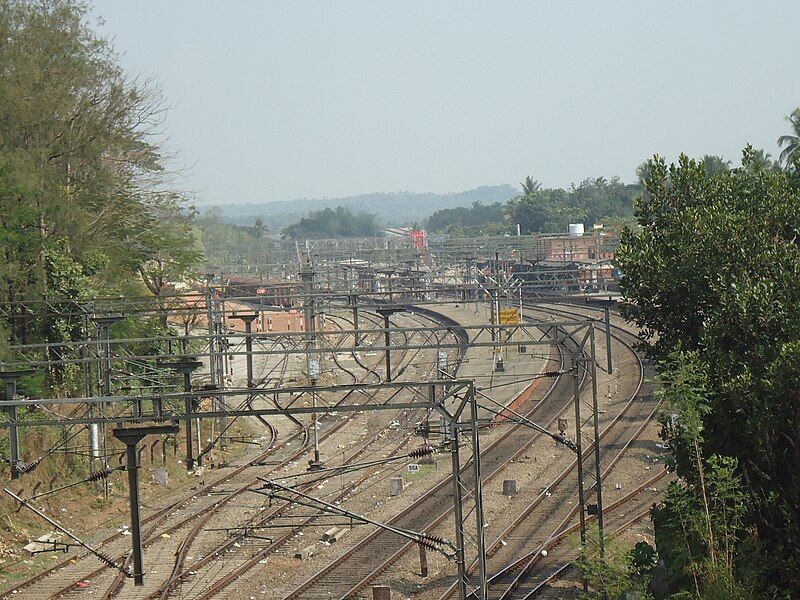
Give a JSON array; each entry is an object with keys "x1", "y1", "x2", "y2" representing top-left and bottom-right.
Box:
[{"x1": 0, "y1": 243, "x2": 665, "y2": 600}]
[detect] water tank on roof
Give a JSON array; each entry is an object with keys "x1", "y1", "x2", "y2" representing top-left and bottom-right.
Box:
[{"x1": 568, "y1": 223, "x2": 585, "y2": 237}]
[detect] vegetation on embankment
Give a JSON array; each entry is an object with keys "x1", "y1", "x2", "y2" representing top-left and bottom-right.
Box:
[{"x1": 579, "y1": 142, "x2": 800, "y2": 599}]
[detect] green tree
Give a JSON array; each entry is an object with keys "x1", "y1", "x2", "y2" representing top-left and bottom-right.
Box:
[
  {"x1": 505, "y1": 188, "x2": 576, "y2": 233},
  {"x1": 778, "y1": 107, "x2": 800, "y2": 172},
  {"x1": 744, "y1": 148, "x2": 777, "y2": 173},
  {"x1": 0, "y1": 1, "x2": 198, "y2": 384},
  {"x1": 281, "y1": 206, "x2": 379, "y2": 239},
  {"x1": 195, "y1": 207, "x2": 273, "y2": 269},
  {"x1": 521, "y1": 175, "x2": 542, "y2": 195},
  {"x1": 618, "y1": 146, "x2": 800, "y2": 597},
  {"x1": 505, "y1": 177, "x2": 638, "y2": 235},
  {"x1": 699, "y1": 154, "x2": 731, "y2": 178},
  {"x1": 426, "y1": 201, "x2": 506, "y2": 233}
]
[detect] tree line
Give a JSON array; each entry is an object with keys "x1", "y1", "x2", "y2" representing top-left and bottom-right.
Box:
[
  {"x1": 280, "y1": 206, "x2": 380, "y2": 239},
  {"x1": 425, "y1": 176, "x2": 643, "y2": 235},
  {"x1": 424, "y1": 146, "x2": 797, "y2": 238}
]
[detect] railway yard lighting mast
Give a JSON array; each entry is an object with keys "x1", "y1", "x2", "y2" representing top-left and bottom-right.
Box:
[
  {"x1": 233, "y1": 313, "x2": 259, "y2": 387},
  {"x1": 349, "y1": 293, "x2": 360, "y2": 346},
  {"x1": 587, "y1": 295, "x2": 615, "y2": 374},
  {"x1": 589, "y1": 325, "x2": 606, "y2": 560},
  {"x1": 301, "y1": 258, "x2": 325, "y2": 471},
  {"x1": 571, "y1": 322, "x2": 606, "y2": 592},
  {"x1": 92, "y1": 314, "x2": 125, "y2": 496},
  {"x1": 572, "y1": 354, "x2": 589, "y2": 593},
  {"x1": 162, "y1": 357, "x2": 203, "y2": 470}
]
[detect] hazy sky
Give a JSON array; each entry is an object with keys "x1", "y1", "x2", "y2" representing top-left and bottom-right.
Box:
[{"x1": 93, "y1": 1, "x2": 800, "y2": 205}]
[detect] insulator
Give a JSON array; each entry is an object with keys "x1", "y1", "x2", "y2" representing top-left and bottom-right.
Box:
[
  {"x1": 87, "y1": 467, "x2": 113, "y2": 482},
  {"x1": 408, "y1": 445, "x2": 434, "y2": 459},
  {"x1": 543, "y1": 370, "x2": 562, "y2": 377},
  {"x1": 418, "y1": 535, "x2": 443, "y2": 550},
  {"x1": 419, "y1": 532, "x2": 446, "y2": 549},
  {"x1": 202, "y1": 443, "x2": 215, "y2": 455},
  {"x1": 422, "y1": 533, "x2": 446, "y2": 545},
  {"x1": 97, "y1": 551, "x2": 118, "y2": 568},
  {"x1": 21, "y1": 457, "x2": 42, "y2": 475}
]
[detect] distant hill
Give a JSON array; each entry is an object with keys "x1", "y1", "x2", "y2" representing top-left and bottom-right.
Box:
[{"x1": 203, "y1": 185, "x2": 519, "y2": 230}]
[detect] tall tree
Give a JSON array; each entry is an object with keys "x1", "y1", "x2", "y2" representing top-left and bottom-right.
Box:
[
  {"x1": 618, "y1": 146, "x2": 800, "y2": 597},
  {"x1": 0, "y1": 1, "x2": 198, "y2": 367},
  {"x1": 281, "y1": 206, "x2": 379, "y2": 239},
  {"x1": 520, "y1": 176, "x2": 542, "y2": 195},
  {"x1": 778, "y1": 108, "x2": 800, "y2": 172},
  {"x1": 700, "y1": 154, "x2": 731, "y2": 177},
  {"x1": 505, "y1": 177, "x2": 638, "y2": 235}
]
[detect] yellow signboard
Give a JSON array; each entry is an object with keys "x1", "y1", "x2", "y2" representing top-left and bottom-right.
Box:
[{"x1": 499, "y1": 308, "x2": 521, "y2": 324}]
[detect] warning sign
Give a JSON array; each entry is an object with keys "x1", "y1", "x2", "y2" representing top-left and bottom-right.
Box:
[{"x1": 499, "y1": 308, "x2": 521, "y2": 324}]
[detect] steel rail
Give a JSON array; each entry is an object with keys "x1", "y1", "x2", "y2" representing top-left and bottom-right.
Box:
[
  {"x1": 93, "y1": 310, "x2": 402, "y2": 599},
  {"x1": 518, "y1": 498, "x2": 657, "y2": 599},
  {"x1": 150, "y1": 310, "x2": 465, "y2": 599},
  {"x1": 431, "y1": 301, "x2": 647, "y2": 598},
  {"x1": 472, "y1": 303, "x2": 653, "y2": 600},
  {"x1": 0, "y1": 311, "x2": 388, "y2": 597},
  {"x1": 283, "y1": 319, "x2": 582, "y2": 599}
]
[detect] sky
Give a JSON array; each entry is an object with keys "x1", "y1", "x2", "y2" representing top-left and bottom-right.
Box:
[{"x1": 92, "y1": 1, "x2": 800, "y2": 205}]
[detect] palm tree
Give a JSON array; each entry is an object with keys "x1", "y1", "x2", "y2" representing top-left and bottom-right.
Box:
[
  {"x1": 778, "y1": 108, "x2": 800, "y2": 172},
  {"x1": 521, "y1": 176, "x2": 541, "y2": 195},
  {"x1": 700, "y1": 155, "x2": 731, "y2": 178},
  {"x1": 745, "y1": 148, "x2": 777, "y2": 173},
  {"x1": 635, "y1": 161, "x2": 653, "y2": 187}
]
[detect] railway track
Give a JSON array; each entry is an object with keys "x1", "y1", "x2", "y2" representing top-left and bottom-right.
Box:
[
  {"x1": 283, "y1": 301, "x2": 659, "y2": 600},
  {"x1": 444, "y1": 302, "x2": 661, "y2": 600},
  {"x1": 389, "y1": 301, "x2": 654, "y2": 599},
  {"x1": 3, "y1": 300, "x2": 662, "y2": 600},
  {"x1": 98, "y1": 342, "x2": 296, "y2": 599},
  {"x1": 31, "y1": 308, "x2": 460, "y2": 599},
  {"x1": 0, "y1": 339, "x2": 298, "y2": 600},
  {"x1": 489, "y1": 470, "x2": 666, "y2": 600},
  {"x1": 150, "y1": 309, "x2": 467, "y2": 599},
  {"x1": 281, "y1": 315, "x2": 581, "y2": 599},
  {"x1": 82, "y1": 314, "x2": 404, "y2": 600},
  {"x1": 0, "y1": 309, "x2": 394, "y2": 599},
  {"x1": 122, "y1": 309, "x2": 463, "y2": 599}
]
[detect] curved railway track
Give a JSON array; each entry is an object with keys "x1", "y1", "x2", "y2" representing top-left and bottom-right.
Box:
[
  {"x1": 98, "y1": 341, "x2": 297, "y2": 599},
  {"x1": 510, "y1": 480, "x2": 661, "y2": 599},
  {"x1": 446, "y1": 302, "x2": 660, "y2": 600},
  {"x1": 0, "y1": 339, "x2": 297, "y2": 600},
  {"x1": 0, "y1": 309, "x2": 391, "y2": 599},
  {"x1": 392, "y1": 301, "x2": 651, "y2": 599},
  {"x1": 284, "y1": 301, "x2": 658, "y2": 600},
  {"x1": 487, "y1": 470, "x2": 666, "y2": 600},
  {"x1": 282, "y1": 315, "x2": 581, "y2": 599},
  {"x1": 4, "y1": 300, "x2": 663, "y2": 600},
  {"x1": 5, "y1": 307, "x2": 464, "y2": 600},
  {"x1": 149, "y1": 309, "x2": 467, "y2": 599}
]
